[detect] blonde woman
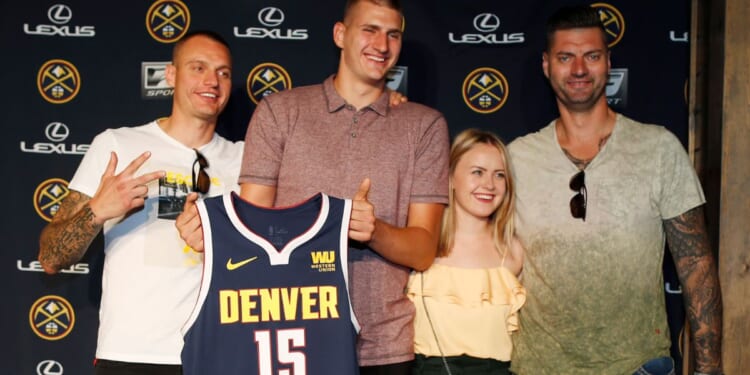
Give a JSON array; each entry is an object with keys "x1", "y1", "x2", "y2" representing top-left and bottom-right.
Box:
[{"x1": 408, "y1": 129, "x2": 525, "y2": 374}]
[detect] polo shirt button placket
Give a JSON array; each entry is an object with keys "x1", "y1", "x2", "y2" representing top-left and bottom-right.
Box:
[{"x1": 351, "y1": 114, "x2": 359, "y2": 138}]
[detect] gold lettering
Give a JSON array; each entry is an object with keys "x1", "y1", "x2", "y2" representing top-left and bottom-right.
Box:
[
  {"x1": 318, "y1": 286, "x2": 339, "y2": 319},
  {"x1": 311, "y1": 251, "x2": 335, "y2": 264},
  {"x1": 259, "y1": 288, "x2": 280, "y2": 321},
  {"x1": 219, "y1": 290, "x2": 239, "y2": 323},
  {"x1": 219, "y1": 286, "x2": 341, "y2": 324},
  {"x1": 281, "y1": 287, "x2": 299, "y2": 321},
  {"x1": 239, "y1": 289, "x2": 259, "y2": 323},
  {"x1": 300, "y1": 286, "x2": 318, "y2": 319}
]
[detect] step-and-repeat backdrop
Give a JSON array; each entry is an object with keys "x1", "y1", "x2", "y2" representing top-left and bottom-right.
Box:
[{"x1": 2, "y1": 1, "x2": 690, "y2": 373}]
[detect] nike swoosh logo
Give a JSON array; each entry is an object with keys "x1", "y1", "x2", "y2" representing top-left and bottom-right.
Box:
[{"x1": 226, "y1": 256, "x2": 258, "y2": 270}]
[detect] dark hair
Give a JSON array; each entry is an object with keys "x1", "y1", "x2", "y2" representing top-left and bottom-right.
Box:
[
  {"x1": 545, "y1": 5, "x2": 607, "y2": 51},
  {"x1": 343, "y1": 0, "x2": 402, "y2": 22},
  {"x1": 172, "y1": 30, "x2": 230, "y2": 61}
]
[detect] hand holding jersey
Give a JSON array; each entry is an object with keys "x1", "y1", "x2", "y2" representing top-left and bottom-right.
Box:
[
  {"x1": 175, "y1": 192, "x2": 204, "y2": 252},
  {"x1": 179, "y1": 177, "x2": 382, "y2": 250}
]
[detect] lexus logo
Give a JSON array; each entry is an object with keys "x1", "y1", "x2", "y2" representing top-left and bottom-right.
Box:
[
  {"x1": 258, "y1": 7, "x2": 284, "y2": 27},
  {"x1": 45, "y1": 122, "x2": 70, "y2": 142},
  {"x1": 473, "y1": 13, "x2": 500, "y2": 33},
  {"x1": 47, "y1": 4, "x2": 72, "y2": 25},
  {"x1": 37, "y1": 360, "x2": 64, "y2": 375}
]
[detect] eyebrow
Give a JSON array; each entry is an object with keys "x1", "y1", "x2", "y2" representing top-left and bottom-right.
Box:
[
  {"x1": 185, "y1": 59, "x2": 232, "y2": 70},
  {"x1": 555, "y1": 48, "x2": 606, "y2": 56},
  {"x1": 360, "y1": 23, "x2": 402, "y2": 34},
  {"x1": 470, "y1": 165, "x2": 506, "y2": 171}
]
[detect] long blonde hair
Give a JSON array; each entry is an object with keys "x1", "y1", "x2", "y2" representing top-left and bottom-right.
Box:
[{"x1": 438, "y1": 128, "x2": 516, "y2": 257}]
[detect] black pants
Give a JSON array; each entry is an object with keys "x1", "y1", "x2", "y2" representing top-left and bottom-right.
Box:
[
  {"x1": 360, "y1": 360, "x2": 414, "y2": 375},
  {"x1": 94, "y1": 359, "x2": 182, "y2": 375},
  {"x1": 413, "y1": 354, "x2": 510, "y2": 375}
]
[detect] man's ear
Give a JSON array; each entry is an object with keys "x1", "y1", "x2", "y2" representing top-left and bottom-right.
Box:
[
  {"x1": 165, "y1": 63, "x2": 176, "y2": 88},
  {"x1": 542, "y1": 52, "x2": 550, "y2": 79},
  {"x1": 333, "y1": 22, "x2": 346, "y2": 49}
]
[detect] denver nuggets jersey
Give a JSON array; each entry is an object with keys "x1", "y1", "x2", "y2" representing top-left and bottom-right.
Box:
[{"x1": 181, "y1": 192, "x2": 360, "y2": 375}]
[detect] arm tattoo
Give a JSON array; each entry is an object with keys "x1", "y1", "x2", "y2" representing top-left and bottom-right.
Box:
[
  {"x1": 38, "y1": 191, "x2": 103, "y2": 273},
  {"x1": 664, "y1": 206, "x2": 722, "y2": 373}
]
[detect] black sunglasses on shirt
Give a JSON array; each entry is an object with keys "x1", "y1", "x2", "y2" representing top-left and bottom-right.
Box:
[
  {"x1": 569, "y1": 170, "x2": 586, "y2": 221},
  {"x1": 192, "y1": 149, "x2": 210, "y2": 195}
]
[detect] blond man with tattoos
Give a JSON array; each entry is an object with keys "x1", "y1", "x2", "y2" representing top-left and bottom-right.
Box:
[{"x1": 38, "y1": 31, "x2": 243, "y2": 374}]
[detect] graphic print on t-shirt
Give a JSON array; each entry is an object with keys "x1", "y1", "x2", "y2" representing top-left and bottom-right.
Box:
[{"x1": 157, "y1": 172, "x2": 192, "y2": 220}]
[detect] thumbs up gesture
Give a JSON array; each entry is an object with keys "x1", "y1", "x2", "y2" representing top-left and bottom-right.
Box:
[{"x1": 349, "y1": 178, "x2": 376, "y2": 243}]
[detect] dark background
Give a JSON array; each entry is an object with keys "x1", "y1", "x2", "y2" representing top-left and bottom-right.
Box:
[{"x1": 2, "y1": 1, "x2": 690, "y2": 373}]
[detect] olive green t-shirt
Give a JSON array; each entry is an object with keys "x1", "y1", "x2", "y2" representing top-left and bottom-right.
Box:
[{"x1": 508, "y1": 114, "x2": 705, "y2": 375}]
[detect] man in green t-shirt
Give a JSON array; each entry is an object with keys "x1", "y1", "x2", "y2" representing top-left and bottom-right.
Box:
[{"x1": 508, "y1": 5, "x2": 722, "y2": 375}]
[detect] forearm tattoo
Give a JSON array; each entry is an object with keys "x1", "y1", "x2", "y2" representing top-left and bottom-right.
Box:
[
  {"x1": 664, "y1": 206, "x2": 722, "y2": 372},
  {"x1": 39, "y1": 191, "x2": 102, "y2": 272}
]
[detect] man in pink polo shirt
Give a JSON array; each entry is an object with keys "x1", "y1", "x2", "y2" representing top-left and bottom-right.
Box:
[{"x1": 178, "y1": 1, "x2": 449, "y2": 374}]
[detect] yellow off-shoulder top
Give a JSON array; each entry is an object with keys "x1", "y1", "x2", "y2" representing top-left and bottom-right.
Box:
[{"x1": 406, "y1": 263, "x2": 526, "y2": 361}]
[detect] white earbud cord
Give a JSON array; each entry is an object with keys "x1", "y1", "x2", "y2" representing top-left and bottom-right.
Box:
[{"x1": 420, "y1": 272, "x2": 454, "y2": 375}]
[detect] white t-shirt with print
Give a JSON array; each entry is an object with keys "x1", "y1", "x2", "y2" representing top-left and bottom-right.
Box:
[{"x1": 69, "y1": 121, "x2": 243, "y2": 364}]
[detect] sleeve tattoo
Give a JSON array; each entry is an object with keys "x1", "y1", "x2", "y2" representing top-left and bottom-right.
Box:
[
  {"x1": 38, "y1": 190, "x2": 102, "y2": 273},
  {"x1": 664, "y1": 205, "x2": 722, "y2": 373}
]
